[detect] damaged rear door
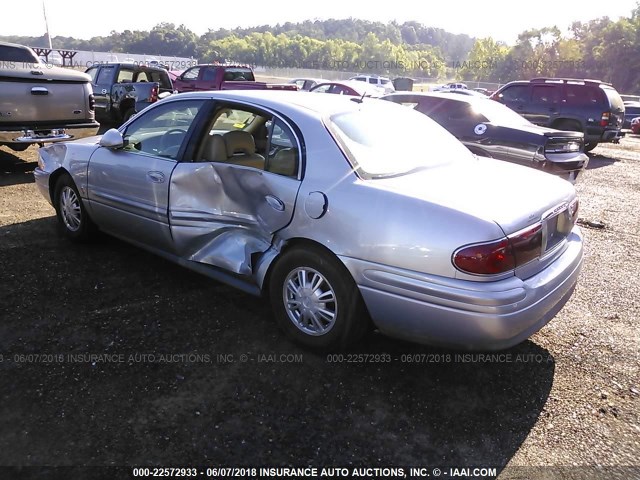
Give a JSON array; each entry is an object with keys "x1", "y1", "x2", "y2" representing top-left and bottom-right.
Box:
[{"x1": 169, "y1": 110, "x2": 303, "y2": 276}]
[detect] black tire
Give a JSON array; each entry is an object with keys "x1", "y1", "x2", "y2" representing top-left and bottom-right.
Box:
[
  {"x1": 584, "y1": 142, "x2": 598, "y2": 153},
  {"x1": 269, "y1": 246, "x2": 368, "y2": 351},
  {"x1": 53, "y1": 174, "x2": 95, "y2": 242}
]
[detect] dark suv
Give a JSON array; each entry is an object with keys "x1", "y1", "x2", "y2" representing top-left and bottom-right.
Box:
[{"x1": 491, "y1": 78, "x2": 625, "y2": 152}]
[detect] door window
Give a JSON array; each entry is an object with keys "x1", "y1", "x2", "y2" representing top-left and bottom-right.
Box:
[
  {"x1": 122, "y1": 100, "x2": 204, "y2": 160},
  {"x1": 498, "y1": 85, "x2": 529, "y2": 103}
]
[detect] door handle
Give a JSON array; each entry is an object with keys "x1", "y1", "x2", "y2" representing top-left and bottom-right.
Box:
[
  {"x1": 265, "y1": 195, "x2": 285, "y2": 212},
  {"x1": 147, "y1": 171, "x2": 165, "y2": 183}
]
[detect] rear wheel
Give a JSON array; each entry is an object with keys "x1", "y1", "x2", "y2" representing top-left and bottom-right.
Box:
[
  {"x1": 53, "y1": 174, "x2": 95, "y2": 242},
  {"x1": 269, "y1": 246, "x2": 368, "y2": 351}
]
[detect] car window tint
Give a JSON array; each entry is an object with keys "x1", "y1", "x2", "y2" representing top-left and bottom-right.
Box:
[
  {"x1": 117, "y1": 69, "x2": 134, "y2": 83},
  {"x1": 85, "y1": 67, "x2": 98, "y2": 83},
  {"x1": 202, "y1": 68, "x2": 216, "y2": 82},
  {"x1": 182, "y1": 67, "x2": 200, "y2": 80},
  {"x1": 210, "y1": 109, "x2": 258, "y2": 132},
  {"x1": 565, "y1": 85, "x2": 603, "y2": 106},
  {"x1": 368, "y1": 78, "x2": 377, "y2": 84},
  {"x1": 0, "y1": 45, "x2": 39, "y2": 63},
  {"x1": 96, "y1": 66, "x2": 115, "y2": 84},
  {"x1": 122, "y1": 100, "x2": 204, "y2": 160},
  {"x1": 312, "y1": 84, "x2": 332, "y2": 93},
  {"x1": 532, "y1": 86, "x2": 561, "y2": 104},
  {"x1": 499, "y1": 85, "x2": 529, "y2": 103},
  {"x1": 265, "y1": 119, "x2": 300, "y2": 178}
]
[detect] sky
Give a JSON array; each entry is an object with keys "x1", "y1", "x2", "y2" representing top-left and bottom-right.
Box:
[{"x1": 1, "y1": 0, "x2": 637, "y2": 45}]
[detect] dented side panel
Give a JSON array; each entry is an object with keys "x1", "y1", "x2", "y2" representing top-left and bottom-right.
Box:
[{"x1": 169, "y1": 162, "x2": 300, "y2": 275}]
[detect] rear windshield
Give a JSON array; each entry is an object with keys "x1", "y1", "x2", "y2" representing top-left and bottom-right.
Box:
[
  {"x1": 223, "y1": 67, "x2": 255, "y2": 82},
  {"x1": 0, "y1": 45, "x2": 40, "y2": 63},
  {"x1": 601, "y1": 86, "x2": 624, "y2": 111},
  {"x1": 327, "y1": 100, "x2": 473, "y2": 178}
]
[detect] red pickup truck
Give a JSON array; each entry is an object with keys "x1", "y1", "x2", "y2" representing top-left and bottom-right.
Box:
[{"x1": 172, "y1": 64, "x2": 297, "y2": 93}]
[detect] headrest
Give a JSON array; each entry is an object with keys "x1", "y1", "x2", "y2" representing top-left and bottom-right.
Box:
[
  {"x1": 205, "y1": 134, "x2": 227, "y2": 162},
  {"x1": 224, "y1": 131, "x2": 256, "y2": 156}
]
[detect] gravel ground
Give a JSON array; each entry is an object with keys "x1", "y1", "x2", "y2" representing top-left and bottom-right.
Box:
[{"x1": 0, "y1": 137, "x2": 638, "y2": 479}]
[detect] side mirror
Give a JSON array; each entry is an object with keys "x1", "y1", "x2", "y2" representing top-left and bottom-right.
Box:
[{"x1": 99, "y1": 128, "x2": 124, "y2": 148}]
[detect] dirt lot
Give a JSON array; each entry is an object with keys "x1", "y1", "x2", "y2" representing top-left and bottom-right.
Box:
[{"x1": 0, "y1": 136, "x2": 638, "y2": 479}]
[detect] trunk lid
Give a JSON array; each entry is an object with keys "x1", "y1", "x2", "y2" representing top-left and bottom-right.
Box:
[{"x1": 371, "y1": 157, "x2": 576, "y2": 236}]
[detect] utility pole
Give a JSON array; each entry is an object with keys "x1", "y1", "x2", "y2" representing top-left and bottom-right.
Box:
[{"x1": 43, "y1": 1, "x2": 52, "y2": 49}]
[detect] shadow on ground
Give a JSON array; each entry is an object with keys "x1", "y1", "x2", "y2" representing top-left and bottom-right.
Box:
[
  {"x1": 0, "y1": 149, "x2": 36, "y2": 186},
  {"x1": 0, "y1": 218, "x2": 554, "y2": 469},
  {"x1": 586, "y1": 151, "x2": 619, "y2": 169}
]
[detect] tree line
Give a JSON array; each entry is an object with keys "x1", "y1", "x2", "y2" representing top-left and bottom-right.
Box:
[{"x1": 2, "y1": 11, "x2": 639, "y2": 92}]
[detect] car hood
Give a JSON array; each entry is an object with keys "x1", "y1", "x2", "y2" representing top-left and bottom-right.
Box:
[
  {"x1": 369, "y1": 157, "x2": 576, "y2": 235},
  {"x1": 0, "y1": 63, "x2": 91, "y2": 83}
]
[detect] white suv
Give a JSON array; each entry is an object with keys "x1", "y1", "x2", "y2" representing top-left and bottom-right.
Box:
[{"x1": 349, "y1": 75, "x2": 395, "y2": 94}]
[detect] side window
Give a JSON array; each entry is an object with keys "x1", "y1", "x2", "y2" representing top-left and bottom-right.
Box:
[
  {"x1": 354, "y1": 77, "x2": 366, "y2": 82},
  {"x1": 565, "y1": 85, "x2": 602, "y2": 106},
  {"x1": 122, "y1": 100, "x2": 204, "y2": 160},
  {"x1": 196, "y1": 107, "x2": 265, "y2": 170},
  {"x1": 531, "y1": 86, "x2": 560, "y2": 104},
  {"x1": 116, "y1": 69, "x2": 134, "y2": 83},
  {"x1": 202, "y1": 68, "x2": 216, "y2": 82},
  {"x1": 95, "y1": 66, "x2": 115, "y2": 85},
  {"x1": 135, "y1": 71, "x2": 149, "y2": 82},
  {"x1": 498, "y1": 85, "x2": 529, "y2": 103},
  {"x1": 181, "y1": 67, "x2": 200, "y2": 80},
  {"x1": 368, "y1": 78, "x2": 378, "y2": 84},
  {"x1": 312, "y1": 84, "x2": 332, "y2": 93},
  {"x1": 85, "y1": 67, "x2": 98, "y2": 83},
  {"x1": 265, "y1": 118, "x2": 300, "y2": 177}
]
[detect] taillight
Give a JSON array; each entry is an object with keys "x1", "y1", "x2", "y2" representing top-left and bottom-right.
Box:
[
  {"x1": 149, "y1": 85, "x2": 158, "y2": 103},
  {"x1": 453, "y1": 223, "x2": 544, "y2": 275},
  {"x1": 89, "y1": 94, "x2": 95, "y2": 111},
  {"x1": 600, "y1": 112, "x2": 610, "y2": 127},
  {"x1": 453, "y1": 238, "x2": 515, "y2": 275}
]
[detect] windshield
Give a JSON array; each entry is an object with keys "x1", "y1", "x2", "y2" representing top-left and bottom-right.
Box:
[
  {"x1": 472, "y1": 99, "x2": 532, "y2": 125},
  {"x1": 328, "y1": 100, "x2": 474, "y2": 178}
]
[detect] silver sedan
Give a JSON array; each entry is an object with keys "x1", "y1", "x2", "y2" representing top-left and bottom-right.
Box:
[{"x1": 34, "y1": 91, "x2": 583, "y2": 351}]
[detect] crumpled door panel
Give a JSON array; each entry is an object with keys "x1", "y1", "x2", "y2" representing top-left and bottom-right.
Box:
[{"x1": 169, "y1": 162, "x2": 300, "y2": 275}]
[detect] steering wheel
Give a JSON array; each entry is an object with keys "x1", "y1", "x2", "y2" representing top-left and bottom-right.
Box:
[{"x1": 159, "y1": 128, "x2": 187, "y2": 157}]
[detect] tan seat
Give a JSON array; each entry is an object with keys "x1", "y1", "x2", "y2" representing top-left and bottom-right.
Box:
[
  {"x1": 223, "y1": 131, "x2": 265, "y2": 170},
  {"x1": 268, "y1": 148, "x2": 298, "y2": 177},
  {"x1": 198, "y1": 133, "x2": 227, "y2": 162}
]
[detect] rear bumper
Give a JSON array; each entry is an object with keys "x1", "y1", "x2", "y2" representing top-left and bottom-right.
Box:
[
  {"x1": 0, "y1": 122, "x2": 99, "y2": 145},
  {"x1": 340, "y1": 228, "x2": 583, "y2": 350}
]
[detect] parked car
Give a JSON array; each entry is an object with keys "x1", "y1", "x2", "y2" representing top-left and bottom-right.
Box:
[
  {"x1": 631, "y1": 117, "x2": 640, "y2": 135},
  {"x1": 622, "y1": 101, "x2": 640, "y2": 129},
  {"x1": 309, "y1": 80, "x2": 384, "y2": 97},
  {"x1": 288, "y1": 78, "x2": 327, "y2": 91},
  {"x1": 349, "y1": 74, "x2": 395, "y2": 94},
  {"x1": 381, "y1": 92, "x2": 588, "y2": 183},
  {"x1": 85, "y1": 63, "x2": 174, "y2": 125},
  {"x1": 172, "y1": 64, "x2": 297, "y2": 93},
  {"x1": 0, "y1": 41, "x2": 99, "y2": 152},
  {"x1": 432, "y1": 83, "x2": 469, "y2": 92},
  {"x1": 491, "y1": 77, "x2": 625, "y2": 152},
  {"x1": 34, "y1": 91, "x2": 583, "y2": 351}
]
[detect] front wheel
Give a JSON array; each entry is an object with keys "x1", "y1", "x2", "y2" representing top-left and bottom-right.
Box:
[
  {"x1": 584, "y1": 142, "x2": 598, "y2": 153},
  {"x1": 53, "y1": 174, "x2": 95, "y2": 242},
  {"x1": 269, "y1": 247, "x2": 369, "y2": 350}
]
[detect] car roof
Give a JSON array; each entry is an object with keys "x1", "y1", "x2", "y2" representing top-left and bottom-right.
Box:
[
  {"x1": 383, "y1": 91, "x2": 486, "y2": 104},
  {"x1": 159, "y1": 90, "x2": 384, "y2": 117}
]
